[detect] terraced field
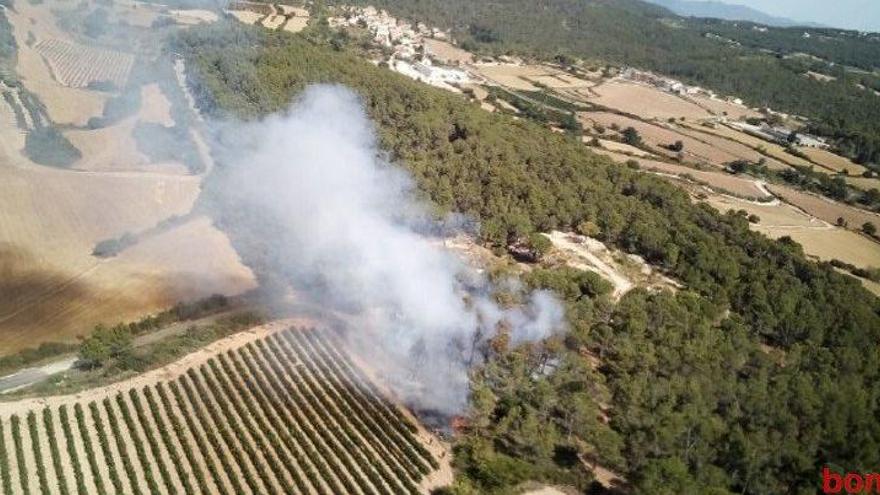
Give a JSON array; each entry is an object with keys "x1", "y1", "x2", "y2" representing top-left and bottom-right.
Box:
[
  {"x1": 35, "y1": 39, "x2": 134, "y2": 89},
  {"x1": 0, "y1": 324, "x2": 443, "y2": 494}
]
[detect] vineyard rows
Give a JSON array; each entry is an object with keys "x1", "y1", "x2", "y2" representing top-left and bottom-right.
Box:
[
  {"x1": 0, "y1": 327, "x2": 440, "y2": 494},
  {"x1": 35, "y1": 39, "x2": 134, "y2": 89}
]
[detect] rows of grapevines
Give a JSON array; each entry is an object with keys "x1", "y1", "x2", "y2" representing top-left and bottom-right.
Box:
[
  {"x1": 283, "y1": 330, "x2": 432, "y2": 479},
  {"x1": 266, "y1": 337, "x2": 420, "y2": 494},
  {"x1": 88, "y1": 402, "x2": 125, "y2": 495},
  {"x1": 43, "y1": 408, "x2": 70, "y2": 495},
  {"x1": 0, "y1": 419, "x2": 11, "y2": 495},
  {"x1": 254, "y1": 339, "x2": 399, "y2": 494}
]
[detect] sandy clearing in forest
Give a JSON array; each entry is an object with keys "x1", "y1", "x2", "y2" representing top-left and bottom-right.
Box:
[
  {"x1": 545, "y1": 231, "x2": 634, "y2": 299},
  {"x1": 282, "y1": 16, "x2": 309, "y2": 32},
  {"x1": 596, "y1": 149, "x2": 771, "y2": 199},
  {"x1": 588, "y1": 138, "x2": 655, "y2": 157},
  {"x1": 227, "y1": 10, "x2": 263, "y2": 25},
  {"x1": 169, "y1": 9, "x2": 219, "y2": 24},
  {"x1": 589, "y1": 81, "x2": 712, "y2": 120}
]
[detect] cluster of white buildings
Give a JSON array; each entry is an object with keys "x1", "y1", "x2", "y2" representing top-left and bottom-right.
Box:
[
  {"x1": 329, "y1": 5, "x2": 474, "y2": 92},
  {"x1": 729, "y1": 121, "x2": 829, "y2": 149},
  {"x1": 620, "y1": 68, "x2": 719, "y2": 99},
  {"x1": 328, "y1": 6, "x2": 448, "y2": 48}
]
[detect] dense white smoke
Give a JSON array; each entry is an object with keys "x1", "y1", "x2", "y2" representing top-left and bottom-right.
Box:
[{"x1": 214, "y1": 85, "x2": 565, "y2": 414}]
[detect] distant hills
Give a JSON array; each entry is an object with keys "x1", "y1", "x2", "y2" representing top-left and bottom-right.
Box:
[{"x1": 643, "y1": 0, "x2": 820, "y2": 27}]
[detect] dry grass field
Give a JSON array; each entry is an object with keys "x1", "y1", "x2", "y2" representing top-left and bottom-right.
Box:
[
  {"x1": 282, "y1": 16, "x2": 309, "y2": 33},
  {"x1": 768, "y1": 185, "x2": 880, "y2": 230},
  {"x1": 798, "y1": 147, "x2": 869, "y2": 175},
  {"x1": 688, "y1": 95, "x2": 759, "y2": 120},
  {"x1": 262, "y1": 14, "x2": 286, "y2": 29},
  {"x1": 35, "y1": 39, "x2": 134, "y2": 89},
  {"x1": 0, "y1": 322, "x2": 449, "y2": 494},
  {"x1": 0, "y1": 0, "x2": 258, "y2": 354},
  {"x1": 581, "y1": 112, "x2": 740, "y2": 166},
  {"x1": 589, "y1": 81, "x2": 712, "y2": 120},
  {"x1": 424, "y1": 39, "x2": 474, "y2": 65},
  {"x1": 596, "y1": 150, "x2": 771, "y2": 199},
  {"x1": 677, "y1": 123, "x2": 791, "y2": 171},
  {"x1": 696, "y1": 123, "x2": 815, "y2": 169},
  {"x1": 474, "y1": 64, "x2": 591, "y2": 91}
]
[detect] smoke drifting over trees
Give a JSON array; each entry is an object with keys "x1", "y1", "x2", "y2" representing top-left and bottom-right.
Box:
[{"x1": 208, "y1": 85, "x2": 565, "y2": 414}]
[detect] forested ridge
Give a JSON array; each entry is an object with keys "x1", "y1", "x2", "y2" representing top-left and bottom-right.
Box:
[
  {"x1": 174, "y1": 23, "x2": 880, "y2": 494},
  {"x1": 324, "y1": 0, "x2": 880, "y2": 168}
]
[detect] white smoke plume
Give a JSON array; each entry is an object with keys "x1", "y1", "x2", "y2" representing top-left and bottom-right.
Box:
[{"x1": 212, "y1": 85, "x2": 565, "y2": 415}]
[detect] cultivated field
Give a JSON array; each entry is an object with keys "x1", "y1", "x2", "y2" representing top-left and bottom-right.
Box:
[
  {"x1": 35, "y1": 39, "x2": 134, "y2": 89},
  {"x1": 676, "y1": 123, "x2": 791, "y2": 171},
  {"x1": 588, "y1": 138, "x2": 655, "y2": 157},
  {"x1": 703, "y1": 192, "x2": 880, "y2": 286},
  {"x1": 688, "y1": 95, "x2": 759, "y2": 120},
  {"x1": 844, "y1": 176, "x2": 880, "y2": 191},
  {"x1": 474, "y1": 64, "x2": 591, "y2": 92},
  {"x1": 582, "y1": 112, "x2": 740, "y2": 167},
  {"x1": 7, "y1": 3, "x2": 108, "y2": 126},
  {"x1": 798, "y1": 147, "x2": 869, "y2": 175},
  {"x1": 588, "y1": 81, "x2": 712, "y2": 120},
  {"x1": 424, "y1": 39, "x2": 473, "y2": 65},
  {"x1": 768, "y1": 185, "x2": 880, "y2": 230},
  {"x1": 596, "y1": 149, "x2": 771, "y2": 199},
  {"x1": 0, "y1": 323, "x2": 447, "y2": 494},
  {"x1": 696, "y1": 123, "x2": 815, "y2": 169}
]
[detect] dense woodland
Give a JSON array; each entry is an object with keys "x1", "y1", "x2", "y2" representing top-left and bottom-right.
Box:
[
  {"x1": 175, "y1": 23, "x2": 880, "y2": 494},
  {"x1": 326, "y1": 0, "x2": 880, "y2": 168}
]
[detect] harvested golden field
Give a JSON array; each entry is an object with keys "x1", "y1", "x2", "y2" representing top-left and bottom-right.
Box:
[
  {"x1": 262, "y1": 14, "x2": 286, "y2": 29},
  {"x1": 589, "y1": 81, "x2": 712, "y2": 120},
  {"x1": 581, "y1": 112, "x2": 739, "y2": 167},
  {"x1": 0, "y1": 322, "x2": 449, "y2": 494},
  {"x1": 767, "y1": 229, "x2": 880, "y2": 269},
  {"x1": 688, "y1": 95, "x2": 759, "y2": 120},
  {"x1": 35, "y1": 39, "x2": 134, "y2": 89},
  {"x1": 798, "y1": 147, "x2": 868, "y2": 175},
  {"x1": 474, "y1": 64, "x2": 587, "y2": 91},
  {"x1": 699, "y1": 123, "x2": 815, "y2": 169},
  {"x1": 704, "y1": 192, "x2": 880, "y2": 285},
  {"x1": 678, "y1": 123, "x2": 791, "y2": 171},
  {"x1": 0, "y1": 155, "x2": 256, "y2": 353},
  {"x1": 596, "y1": 150, "x2": 771, "y2": 199},
  {"x1": 768, "y1": 185, "x2": 880, "y2": 229},
  {"x1": 424, "y1": 39, "x2": 474, "y2": 65}
]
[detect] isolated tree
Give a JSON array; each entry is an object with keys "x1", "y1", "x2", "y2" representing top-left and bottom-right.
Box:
[
  {"x1": 622, "y1": 126, "x2": 642, "y2": 146},
  {"x1": 668, "y1": 140, "x2": 684, "y2": 152},
  {"x1": 863, "y1": 222, "x2": 877, "y2": 237}
]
